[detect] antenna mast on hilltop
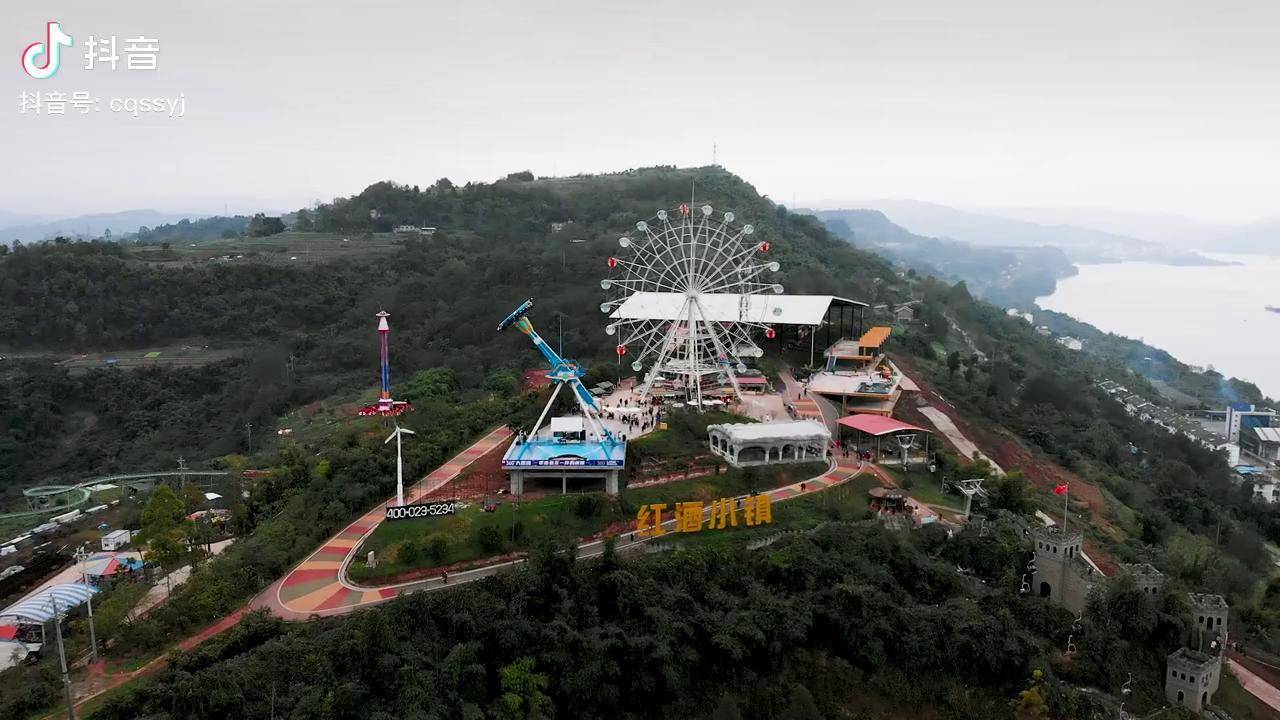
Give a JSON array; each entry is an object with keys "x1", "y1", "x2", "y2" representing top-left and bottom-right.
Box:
[{"x1": 712, "y1": 142, "x2": 717, "y2": 166}]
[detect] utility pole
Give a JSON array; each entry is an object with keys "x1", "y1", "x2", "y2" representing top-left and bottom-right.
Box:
[
  {"x1": 50, "y1": 596, "x2": 76, "y2": 720},
  {"x1": 73, "y1": 546, "x2": 98, "y2": 662},
  {"x1": 245, "y1": 423, "x2": 253, "y2": 455}
]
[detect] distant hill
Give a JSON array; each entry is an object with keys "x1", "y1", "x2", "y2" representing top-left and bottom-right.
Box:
[
  {"x1": 1215, "y1": 216, "x2": 1280, "y2": 255},
  {"x1": 969, "y1": 206, "x2": 1233, "y2": 251},
  {"x1": 130, "y1": 215, "x2": 252, "y2": 244},
  {"x1": 814, "y1": 208, "x2": 1076, "y2": 306},
  {"x1": 0, "y1": 209, "x2": 205, "y2": 243},
  {"x1": 832, "y1": 199, "x2": 1227, "y2": 265},
  {"x1": 0, "y1": 210, "x2": 51, "y2": 229}
]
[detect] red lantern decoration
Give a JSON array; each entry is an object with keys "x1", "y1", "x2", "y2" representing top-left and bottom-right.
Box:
[
  {"x1": 679, "y1": 203, "x2": 690, "y2": 216},
  {"x1": 765, "y1": 327, "x2": 776, "y2": 339},
  {"x1": 759, "y1": 241, "x2": 771, "y2": 253},
  {"x1": 616, "y1": 344, "x2": 628, "y2": 356},
  {"x1": 607, "y1": 256, "x2": 618, "y2": 269}
]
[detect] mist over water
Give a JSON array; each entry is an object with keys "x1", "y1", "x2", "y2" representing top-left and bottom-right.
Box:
[{"x1": 1037, "y1": 253, "x2": 1280, "y2": 400}]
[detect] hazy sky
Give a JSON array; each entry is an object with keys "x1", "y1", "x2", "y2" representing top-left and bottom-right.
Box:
[{"x1": 4, "y1": 0, "x2": 1278, "y2": 223}]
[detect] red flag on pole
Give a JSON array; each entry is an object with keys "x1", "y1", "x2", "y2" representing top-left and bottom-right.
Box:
[{"x1": 1053, "y1": 483, "x2": 1069, "y2": 496}]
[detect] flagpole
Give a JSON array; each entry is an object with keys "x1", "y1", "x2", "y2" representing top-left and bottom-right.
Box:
[{"x1": 1062, "y1": 484, "x2": 1069, "y2": 535}]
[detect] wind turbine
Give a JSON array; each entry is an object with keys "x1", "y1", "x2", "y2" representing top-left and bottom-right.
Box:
[{"x1": 385, "y1": 423, "x2": 416, "y2": 507}]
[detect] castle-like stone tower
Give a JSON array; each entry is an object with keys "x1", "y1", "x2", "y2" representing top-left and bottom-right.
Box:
[
  {"x1": 1165, "y1": 593, "x2": 1229, "y2": 713},
  {"x1": 1122, "y1": 562, "x2": 1164, "y2": 597},
  {"x1": 1165, "y1": 648, "x2": 1222, "y2": 712},
  {"x1": 1188, "y1": 593, "x2": 1229, "y2": 653},
  {"x1": 1030, "y1": 525, "x2": 1097, "y2": 614}
]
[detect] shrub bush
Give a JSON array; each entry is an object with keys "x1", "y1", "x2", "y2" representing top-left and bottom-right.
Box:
[
  {"x1": 573, "y1": 494, "x2": 603, "y2": 519},
  {"x1": 397, "y1": 539, "x2": 420, "y2": 565},
  {"x1": 476, "y1": 525, "x2": 504, "y2": 554}
]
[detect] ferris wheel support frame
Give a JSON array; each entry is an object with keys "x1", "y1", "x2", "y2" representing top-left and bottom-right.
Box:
[
  {"x1": 607, "y1": 204, "x2": 780, "y2": 409},
  {"x1": 635, "y1": 294, "x2": 747, "y2": 405}
]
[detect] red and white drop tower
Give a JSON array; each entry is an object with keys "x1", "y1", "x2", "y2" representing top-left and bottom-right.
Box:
[
  {"x1": 358, "y1": 311, "x2": 415, "y2": 507},
  {"x1": 359, "y1": 310, "x2": 412, "y2": 418}
]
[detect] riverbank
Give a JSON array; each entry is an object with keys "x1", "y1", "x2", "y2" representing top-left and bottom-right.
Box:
[{"x1": 1037, "y1": 253, "x2": 1280, "y2": 400}]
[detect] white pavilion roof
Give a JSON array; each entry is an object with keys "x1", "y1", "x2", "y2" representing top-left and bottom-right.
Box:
[
  {"x1": 611, "y1": 292, "x2": 865, "y2": 327},
  {"x1": 709, "y1": 420, "x2": 831, "y2": 443},
  {"x1": 1, "y1": 583, "x2": 97, "y2": 624}
]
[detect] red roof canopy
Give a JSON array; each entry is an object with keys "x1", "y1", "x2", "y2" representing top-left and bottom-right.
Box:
[{"x1": 837, "y1": 414, "x2": 927, "y2": 437}]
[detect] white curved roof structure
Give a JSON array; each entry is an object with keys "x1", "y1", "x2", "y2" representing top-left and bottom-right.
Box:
[
  {"x1": 0, "y1": 583, "x2": 97, "y2": 624},
  {"x1": 708, "y1": 420, "x2": 831, "y2": 443},
  {"x1": 610, "y1": 292, "x2": 865, "y2": 327}
]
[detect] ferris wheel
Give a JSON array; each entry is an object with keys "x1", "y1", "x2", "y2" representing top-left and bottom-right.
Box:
[{"x1": 600, "y1": 203, "x2": 783, "y2": 405}]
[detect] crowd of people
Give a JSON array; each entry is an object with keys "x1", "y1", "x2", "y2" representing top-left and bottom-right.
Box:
[{"x1": 603, "y1": 395, "x2": 659, "y2": 436}]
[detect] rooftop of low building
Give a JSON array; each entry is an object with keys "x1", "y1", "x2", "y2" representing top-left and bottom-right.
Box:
[
  {"x1": 1188, "y1": 592, "x2": 1229, "y2": 610},
  {"x1": 1123, "y1": 562, "x2": 1164, "y2": 578}
]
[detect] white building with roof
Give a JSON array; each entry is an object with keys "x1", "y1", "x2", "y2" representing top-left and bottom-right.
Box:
[
  {"x1": 1226, "y1": 405, "x2": 1276, "y2": 443},
  {"x1": 707, "y1": 420, "x2": 830, "y2": 468},
  {"x1": 1241, "y1": 426, "x2": 1280, "y2": 463}
]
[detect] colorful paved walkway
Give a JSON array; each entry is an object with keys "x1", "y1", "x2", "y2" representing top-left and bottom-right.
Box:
[
  {"x1": 1229, "y1": 658, "x2": 1280, "y2": 714},
  {"x1": 252, "y1": 426, "x2": 513, "y2": 619},
  {"x1": 779, "y1": 368, "x2": 835, "y2": 433},
  {"x1": 262, "y1": 440, "x2": 867, "y2": 618}
]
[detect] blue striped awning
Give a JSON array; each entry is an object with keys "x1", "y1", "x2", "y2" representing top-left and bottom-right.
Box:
[{"x1": 0, "y1": 583, "x2": 98, "y2": 624}]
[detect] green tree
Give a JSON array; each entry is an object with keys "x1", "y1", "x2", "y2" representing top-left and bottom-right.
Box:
[
  {"x1": 484, "y1": 368, "x2": 521, "y2": 395},
  {"x1": 400, "y1": 367, "x2": 457, "y2": 403},
  {"x1": 947, "y1": 350, "x2": 961, "y2": 377},
  {"x1": 427, "y1": 535, "x2": 448, "y2": 563},
  {"x1": 397, "y1": 539, "x2": 420, "y2": 565},
  {"x1": 988, "y1": 471, "x2": 1031, "y2": 514},
  {"x1": 710, "y1": 695, "x2": 743, "y2": 720},
  {"x1": 138, "y1": 485, "x2": 188, "y2": 589},
  {"x1": 248, "y1": 213, "x2": 286, "y2": 237},
  {"x1": 780, "y1": 684, "x2": 822, "y2": 720},
  {"x1": 495, "y1": 657, "x2": 552, "y2": 720},
  {"x1": 572, "y1": 494, "x2": 602, "y2": 519},
  {"x1": 477, "y1": 525, "x2": 505, "y2": 555},
  {"x1": 920, "y1": 302, "x2": 949, "y2": 342},
  {"x1": 1013, "y1": 669, "x2": 1049, "y2": 719}
]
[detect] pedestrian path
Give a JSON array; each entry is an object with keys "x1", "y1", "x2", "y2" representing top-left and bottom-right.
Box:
[
  {"x1": 252, "y1": 426, "x2": 513, "y2": 619},
  {"x1": 1229, "y1": 658, "x2": 1280, "y2": 713},
  {"x1": 261, "y1": 428, "x2": 867, "y2": 619},
  {"x1": 917, "y1": 405, "x2": 1005, "y2": 475},
  {"x1": 348, "y1": 453, "x2": 870, "y2": 593},
  {"x1": 778, "y1": 369, "x2": 833, "y2": 432}
]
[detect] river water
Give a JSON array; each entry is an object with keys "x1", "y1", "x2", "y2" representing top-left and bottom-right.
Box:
[{"x1": 1036, "y1": 253, "x2": 1280, "y2": 399}]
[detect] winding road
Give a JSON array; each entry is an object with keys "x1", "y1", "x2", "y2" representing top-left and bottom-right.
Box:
[
  {"x1": 250, "y1": 426, "x2": 513, "y2": 619},
  {"x1": 252, "y1": 424, "x2": 868, "y2": 620}
]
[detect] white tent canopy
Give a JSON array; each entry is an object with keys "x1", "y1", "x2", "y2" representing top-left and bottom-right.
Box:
[
  {"x1": 0, "y1": 583, "x2": 97, "y2": 624},
  {"x1": 550, "y1": 416, "x2": 586, "y2": 434},
  {"x1": 610, "y1": 292, "x2": 866, "y2": 327},
  {"x1": 710, "y1": 420, "x2": 831, "y2": 443}
]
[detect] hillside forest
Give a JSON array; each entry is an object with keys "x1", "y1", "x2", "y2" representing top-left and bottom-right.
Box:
[{"x1": 0, "y1": 167, "x2": 1277, "y2": 720}]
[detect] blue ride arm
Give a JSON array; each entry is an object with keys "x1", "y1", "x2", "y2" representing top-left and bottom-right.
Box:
[
  {"x1": 526, "y1": 329, "x2": 566, "y2": 369},
  {"x1": 571, "y1": 379, "x2": 600, "y2": 411}
]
